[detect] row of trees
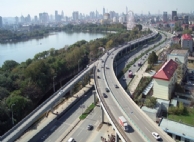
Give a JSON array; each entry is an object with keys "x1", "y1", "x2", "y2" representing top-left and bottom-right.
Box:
[{"x1": 0, "y1": 24, "x2": 151, "y2": 135}]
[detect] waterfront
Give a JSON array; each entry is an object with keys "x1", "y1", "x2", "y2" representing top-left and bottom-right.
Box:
[{"x1": 0, "y1": 31, "x2": 105, "y2": 66}]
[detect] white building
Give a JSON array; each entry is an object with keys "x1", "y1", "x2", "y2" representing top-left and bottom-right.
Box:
[
  {"x1": 181, "y1": 34, "x2": 193, "y2": 52},
  {"x1": 167, "y1": 49, "x2": 188, "y2": 75},
  {"x1": 153, "y1": 59, "x2": 178, "y2": 100}
]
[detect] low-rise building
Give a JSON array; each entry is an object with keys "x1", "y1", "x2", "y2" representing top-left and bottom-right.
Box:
[
  {"x1": 181, "y1": 34, "x2": 193, "y2": 52},
  {"x1": 159, "y1": 118, "x2": 194, "y2": 142},
  {"x1": 167, "y1": 49, "x2": 188, "y2": 75},
  {"x1": 153, "y1": 59, "x2": 178, "y2": 100}
]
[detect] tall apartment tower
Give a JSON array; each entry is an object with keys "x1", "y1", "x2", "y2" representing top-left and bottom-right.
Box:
[
  {"x1": 72, "y1": 11, "x2": 79, "y2": 21},
  {"x1": 103, "y1": 7, "x2": 105, "y2": 16},
  {"x1": 55, "y1": 10, "x2": 58, "y2": 22},
  {"x1": 172, "y1": 11, "x2": 177, "y2": 20},
  {"x1": 126, "y1": 6, "x2": 128, "y2": 14},
  {"x1": 163, "y1": 12, "x2": 168, "y2": 22},
  {"x1": 0, "y1": 16, "x2": 2, "y2": 28}
]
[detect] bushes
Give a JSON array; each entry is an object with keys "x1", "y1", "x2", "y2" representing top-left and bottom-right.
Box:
[
  {"x1": 168, "y1": 102, "x2": 188, "y2": 115},
  {"x1": 79, "y1": 103, "x2": 95, "y2": 120}
]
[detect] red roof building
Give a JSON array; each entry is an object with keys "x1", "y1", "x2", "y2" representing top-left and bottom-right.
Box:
[
  {"x1": 181, "y1": 34, "x2": 193, "y2": 52},
  {"x1": 182, "y1": 34, "x2": 193, "y2": 40},
  {"x1": 153, "y1": 59, "x2": 178, "y2": 81},
  {"x1": 152, "y1": 59, "x2": 178, "y2": 100}
]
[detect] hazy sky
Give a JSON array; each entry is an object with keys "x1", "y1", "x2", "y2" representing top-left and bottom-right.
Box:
[{"x1": 0, "y1": 0, "x2": 193, "y2": 17}]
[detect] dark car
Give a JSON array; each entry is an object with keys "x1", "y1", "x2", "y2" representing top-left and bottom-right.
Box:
[
  {"x1": 97, "y1": 76, "x2": 100, "y2": 79},
  {"x1": 105, "y1": 88, "x2": 109, "y2": 92},
  {"x1": 103, "y1": 93, "x2": 107, "y2": 98},
  {"x1": 115, "y1": 84, "x2": 119, "y2": 88},
  {"x1": 87, "y1": 125, "x2": 93, "y2": 130}
]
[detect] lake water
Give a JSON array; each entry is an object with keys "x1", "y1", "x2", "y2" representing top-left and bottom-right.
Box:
[{"x1": 0, "y1": 31, "x2": 105, "y2": 67}]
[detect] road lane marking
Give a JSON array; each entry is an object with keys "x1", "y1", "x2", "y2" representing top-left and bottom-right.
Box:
[
  {"x1": 145, "y1": 126, "x2": 151, "y2": 133},
  {"x1": 133, "y1": 114, "x2": 139, "y2": 120}
]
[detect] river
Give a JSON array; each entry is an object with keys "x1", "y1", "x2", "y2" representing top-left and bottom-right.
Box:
[{"x1": 0, "y1": 31, "x2": 105, "y2": 67}]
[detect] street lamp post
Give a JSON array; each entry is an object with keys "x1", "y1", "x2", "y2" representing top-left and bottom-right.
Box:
[
  {"x1": 11, "y1": 104, "x2": 15, "y2": 125},
  {"x1": 53, "y1": 76, "x2": 56, "y2": 93}
]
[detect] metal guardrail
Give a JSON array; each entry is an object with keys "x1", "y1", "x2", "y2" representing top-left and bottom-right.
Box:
[{"x1": 94, "y1": 65, "x2": 131, "y2": 142}]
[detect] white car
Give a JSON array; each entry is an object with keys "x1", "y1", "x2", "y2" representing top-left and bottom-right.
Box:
[{"x1": 152, "y1": 132, "x2": 161, "y2": 140}]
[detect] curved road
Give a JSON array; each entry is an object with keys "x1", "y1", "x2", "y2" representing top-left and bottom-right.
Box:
[{"x1": 97, "y1": 31, "x2": 174, "y2": 142}]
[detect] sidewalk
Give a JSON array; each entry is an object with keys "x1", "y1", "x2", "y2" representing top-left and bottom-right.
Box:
[
  {"x1": 128, "y1": 47, "x2": 164, "y2": 95},
  {"x1": 16, "y1": 79, "x2": 94, "y2": 142}
]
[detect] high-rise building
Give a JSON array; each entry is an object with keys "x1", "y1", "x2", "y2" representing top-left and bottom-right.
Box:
[
  {"x1": 163, "y1": 12, "x2": 168, "y2": 22},
  {"x1": 126, "y1": 6, "x2": 128, "y2": 14},
  {"x1": 55, "y1": 10, "x2": 58, "y2": 22},
  {"x1": 15, "y1": 16, "x2": 19, "y2": 24},
  {"x1": 183, "y1": 15, "x2": 189, "y2": 24},
  {"x1": 172, "y1": 11, "x2": 177, "y2": 20},
  {"x1": 103, "y1": 7, "x2": 105, "y2": 15},
  {"x1": 0, "y1": 16, "x2": 2, "y2": 28},
  {"x1": 61, "y1": 10, "x2": 64, "y2": 19},
  {"x1": 72, "y1": 11, "x2": 79, "y2": 20}
]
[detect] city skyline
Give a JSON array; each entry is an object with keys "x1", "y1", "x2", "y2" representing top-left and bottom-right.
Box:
[{"x1": 1, "y1": 0, "x2": 194, "y2": 18}]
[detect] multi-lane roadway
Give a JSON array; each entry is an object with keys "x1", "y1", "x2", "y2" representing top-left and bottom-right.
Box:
[{"x1": 98, "y1": 31, "x2": 173, "y2": 142}]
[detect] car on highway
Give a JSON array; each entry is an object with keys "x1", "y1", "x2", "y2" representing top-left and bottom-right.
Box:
[
  {"x1": 152, "y1": 132, "x2": 161, "y2": 140},
  {"x1": 123, "y1": 78, "x2": 126, "y2": 81},
  {"x1": 97, "y1": 69, "x2": 100, "y2": 72},
  {"x1": 105, "y1": 88, "x2": 109, "y2": 92},
  {"x1": 103, "y1": 93, "x2": 107, "y2": 98},
  {"x1": 97, "y1": 76, "x2": 100, "y2": 79},
  {"x1": 87, "y1": 125, "x2": 93, "y2": 130},
  {"x1": 68, "y1": 137, "x2": 75, "y2": 142},
  {"x1": 115, "y1": 84, "x2": 119, "y2": 88}
]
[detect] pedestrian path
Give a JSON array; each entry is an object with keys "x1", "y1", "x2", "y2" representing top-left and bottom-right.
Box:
[
  {"x1": 128, "y1": 47, "x2": 164, "y2": 95},
  {"x1": 16, "y1": 80, "x2": 94, "y2": 142}
]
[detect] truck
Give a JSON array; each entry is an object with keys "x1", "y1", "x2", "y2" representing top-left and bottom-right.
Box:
[{"x1": 119, "y1": 116, "x2": 128, "y2": 131}]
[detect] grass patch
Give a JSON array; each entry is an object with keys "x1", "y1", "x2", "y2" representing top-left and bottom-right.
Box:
[
  {"x1": 168, "y1": 108, "x2": 194, "y2": 126},
  {"x1": 79, "y1": 103, "x2": 95, "y2": 120}
]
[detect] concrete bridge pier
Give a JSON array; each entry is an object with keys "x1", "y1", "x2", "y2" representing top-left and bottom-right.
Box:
[{"x1": 93, "y1": 90, "x2": 96, "y2": 104}]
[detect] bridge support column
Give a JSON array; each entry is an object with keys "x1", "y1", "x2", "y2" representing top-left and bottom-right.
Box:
[
  {"x1": 101, "y1": 106, "x2": 104, "y2": 123},
  {"x1": 115, "y1": 132, "x2": 119, "y2": 142}
]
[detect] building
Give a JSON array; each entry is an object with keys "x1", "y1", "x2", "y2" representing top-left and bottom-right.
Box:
[
  {"x1": 0, "y1": 16, "x2": 2, "y2": 28},
  {"x1": 167, "y1": 49, "x2": 188, "y2": 76},
  {"x1": 55, "y1": 10, "x2": 58, "y2": 22},
  {"x1": 163, "y1": 12, "x2": 168, "y2": 22},
  {"x1": 103, "y1": 13, "x2": 110, "y2": 20},
  {"x1": 159, "y1": 118, "x2": 194, "y2": 142},
  {"x1": 72, "y1": 11, "x2": 79, "y2": 21},
  {"x1": 153, "y1": 59, "x2": 178, "y2": 100},
  {"x1": 181, "y1": 34, "x2": 193, "y2": 52},
  {"x1": 103, "y1": 7, "x2": 105, "y2": 15},
  {"x1": 183, "y1": 15, "x2": 189, "y2": 24},
  {"x1": 172, "y1": 11, "x2": 177, "y2": 21}
]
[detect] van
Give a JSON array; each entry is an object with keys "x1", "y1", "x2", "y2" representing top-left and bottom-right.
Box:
[{"x1": 67, "y1": 137, "x2": 75, "y2": 142}]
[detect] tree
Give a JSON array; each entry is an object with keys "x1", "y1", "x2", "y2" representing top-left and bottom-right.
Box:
[
  {"x1": 135, "y1": 24, "x2": 142, "y2": 31},
  {"x1": 105, "y1": 39, "x2": 114, "y2": 50},
  {"x1": 148, "y1": 51, "x2": 158, "y2": 64},
  {"x1": 2, "y1": 60, "x2": 19, "y2": 71}
]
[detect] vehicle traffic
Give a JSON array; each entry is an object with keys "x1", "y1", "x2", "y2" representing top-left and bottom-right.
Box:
[{"x1": 119, "y1": 116, "x2": 128, "y2": 131}]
